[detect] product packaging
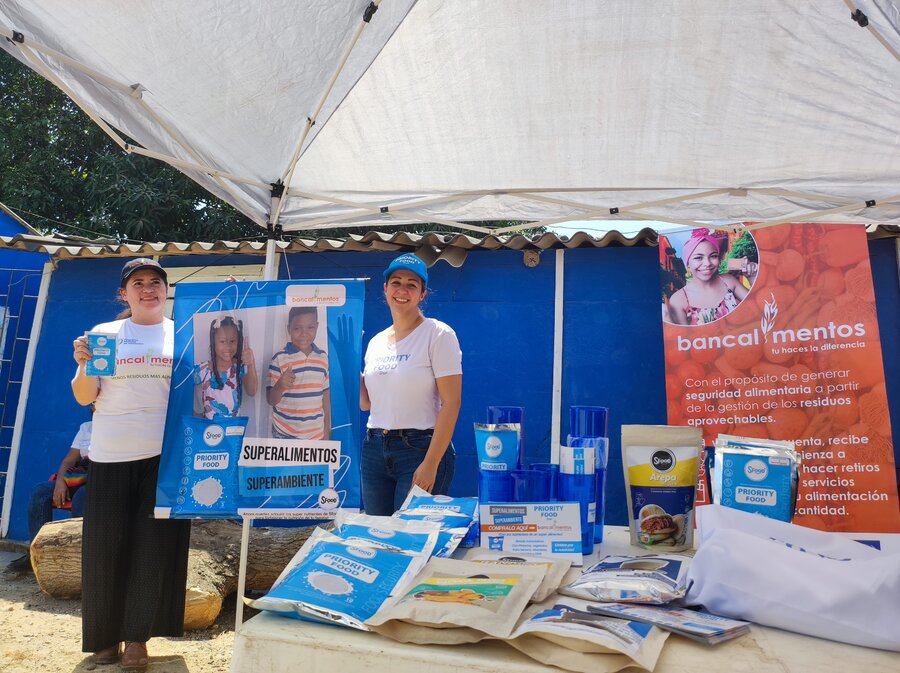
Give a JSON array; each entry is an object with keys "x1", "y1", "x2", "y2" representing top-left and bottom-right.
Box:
[
  {"x1": 560, "y1": 554, "x2": 692, "y2": 604},
  {"x1": 466, "y1": 550, "x2": 571, "y2": 602},
  {"x1": 507, "y1": 595, "x2": 669, "y2": 673},
  {"x1": 586, "y1": 602, "x2": 751, "y2": 645},
  {"x1": 559, "y1": 443, "x2": 597, "y2": 555},
  {"x1": 397, "y1": 486, "x2": 480, "y2": 547},
  {"x1": 249, "y1": 528, "x2": 427, "y2": 630},
  {"x1": 366, "y1": 557, "x2": 544, "y2": 641},
  {"x1": 432, "y1": 528, "x2": 469, "y2": 558},
  {"x1": 711, "y1": 434, "x2": 800, "y2": 522},
  {"x1": 621, "y1": 425, "x2": 703, "y2": 551},
  {"x1": 332, "y1": 511, "x2": 441, "y2": 557},
  {"x1": 567, "y1": 435, "x2": 610, "y2": 544},
  {"x1": 474, "y1": 423, "x2": 521, "y2": 472},
  {"x1": 167, "y1": 415, "x2": 248, "y2": 516},
  {"x1": 486, "y1": 406, "x2": 525, "y2": 468},
  {"x1": 84, "y1": 331, "x2": 117, "y2": 377}
]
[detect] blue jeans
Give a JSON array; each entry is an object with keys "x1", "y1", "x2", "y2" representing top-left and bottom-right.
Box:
[
  {"x1": 361, "y1": 429, "x2": 456, "y2": 516},
  {"x1": 28, "y1": 480, "x2": 87, "y2": 540}
]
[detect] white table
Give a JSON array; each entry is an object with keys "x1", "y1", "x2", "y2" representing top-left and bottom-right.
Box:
[{"x1": 230, "y1": 527, "x2": 899, "y2": 673}]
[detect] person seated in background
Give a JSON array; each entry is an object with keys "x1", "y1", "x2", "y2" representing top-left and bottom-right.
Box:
[{"x1": 4, "y1": 412, "x2": 92, "y2": 575}]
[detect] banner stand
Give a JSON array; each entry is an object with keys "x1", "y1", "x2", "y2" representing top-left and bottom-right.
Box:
[{"x1": 235, "y1": 515, "x2": 252, "y2": 632}]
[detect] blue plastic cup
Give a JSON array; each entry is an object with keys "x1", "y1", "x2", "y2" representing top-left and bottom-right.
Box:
[
  {"x1": 487, "y1": 406, "x2": 525, "y2": 468},
  {"x1": 479, "y1": 470, "x2": 513, "y2": 504},
  {"x1": 511, "y1": 469, "x2": 551, "y2": 503},
  {"x1": 559, "y1": 472, "x2": 597, "y2": 555},
  {"x1": 530, "y1": 463, "x2": 559, "y2": 500},
  {"x1": 570, "y1": 406, "x2": 608, "y2": 439}
]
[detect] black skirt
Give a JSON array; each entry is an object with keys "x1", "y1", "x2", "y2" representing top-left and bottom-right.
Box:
[{"x1": 81, "y1": 455, "x2": 191, "y2": 652}]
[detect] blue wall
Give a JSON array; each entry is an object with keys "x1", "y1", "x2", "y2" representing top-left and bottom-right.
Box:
[
  {"x1": 5, "y1": 240, "x2": 899, "y2": 540},
  {"x1": 0, "y1": 209, "x2": 47, "y2": 516}
]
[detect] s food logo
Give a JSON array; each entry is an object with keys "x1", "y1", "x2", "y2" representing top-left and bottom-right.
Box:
[
  {"x1": 203, "y1": 425, "x2": 225, "y2": 447},
  {"x1": 484, "y1": 435, "x2": 503, "y2": 458},
  {"x1": 651, "y1": 449, "x2": 675, "y2": 473},
  {"x1": 744, "y1": 459, "x2": 769, "y2": 482},
  {"x1": 346, "y1": 546, "x2": 376, "y2": 560}
]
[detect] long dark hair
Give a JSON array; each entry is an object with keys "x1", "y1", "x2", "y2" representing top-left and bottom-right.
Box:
[{"x1": 210, "y1": 316, "x2": 244, "y2": 410}]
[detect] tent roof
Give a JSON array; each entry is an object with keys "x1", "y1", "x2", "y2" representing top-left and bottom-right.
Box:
[
  {"x1": 0, "y1": 228, "x2": 660, "y2": 267},
  {"x1": 3, "y1": 1, "x2": 900, "y2": 233}
]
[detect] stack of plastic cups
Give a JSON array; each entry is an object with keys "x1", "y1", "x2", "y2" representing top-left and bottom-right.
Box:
[
  {"x1": 530, "y1": 463, "x2": 559, "y2": 500},
  {"x1": 479, "y1": 470, "x2": 513, "y2": 503},
  {"x1": 569, "y1": 406, "x2": 609, "y2": 544},
  {"x1": 487, "y1": 406, "x2": 525, "y2": 469},
  {"x1": 558, "y1": 443, "x2": 596, "y2": 556}
]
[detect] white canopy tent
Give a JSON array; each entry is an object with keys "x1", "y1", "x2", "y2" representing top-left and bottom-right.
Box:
[{"x1": 2, "y1": 0, "x2": 900, "y2": 244}]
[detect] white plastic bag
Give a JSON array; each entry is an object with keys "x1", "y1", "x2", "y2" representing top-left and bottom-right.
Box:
[{"x1": 685, "y1": 505, "x2": 900, "y2": 651}]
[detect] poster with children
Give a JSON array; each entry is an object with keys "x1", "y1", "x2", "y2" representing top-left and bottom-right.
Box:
[
  {"x1": 659, "y1": 222, "x2": 900, "y2": 534},
  {"x1": 155, "y1": 279, "x2": 364, "y2": 520}
]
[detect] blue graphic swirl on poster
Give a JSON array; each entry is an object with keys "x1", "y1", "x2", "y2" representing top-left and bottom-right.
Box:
[{"x1": 154, "y1": 279, "x2": 364, "y2": 519}]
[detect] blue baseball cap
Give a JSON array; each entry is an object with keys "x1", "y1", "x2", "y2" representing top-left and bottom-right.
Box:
[{"x1": 383, "y1": 253, "x2": 428, "y2": 286}]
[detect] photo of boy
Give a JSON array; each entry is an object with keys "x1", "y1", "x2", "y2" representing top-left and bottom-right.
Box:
[{"x1": 266, "y1": 306, "x2": 331, "y2": 440}]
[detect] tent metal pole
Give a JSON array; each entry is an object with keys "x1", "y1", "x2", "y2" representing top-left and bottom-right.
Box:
[
  {"x1": 272, "y1": 0, "x2": 384, "y2": 225},
  {"x1": 551, "y1": 249, "x2": 565, "y2": 464},
  {"x1": 263, "y1": 238, "x2": 278, "y2": 281}
]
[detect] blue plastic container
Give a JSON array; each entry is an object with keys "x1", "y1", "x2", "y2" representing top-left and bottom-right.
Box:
[
  {"x1": 511, "y1": 469, "x2": 551, "y2": 503},
  {"x1": 570, "y1": 406, "x2": 608, "y2": 439},
  {"x1": 487, "y1": 406, "x2": 525, "y2": 468},
  {"x1": 530, "y1": 463, "x2": 559, "y2": 500},
  {"x1": 558, "y1": 472, "x2": 596, "y2": 555},
  {"x1": 479, "y1": 470, "x2": 513, "y2": 504}
]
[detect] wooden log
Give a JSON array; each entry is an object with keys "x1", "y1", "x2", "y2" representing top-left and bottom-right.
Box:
[{"x1": 31, "y1": 517, "x2": 319, "y2": 630}]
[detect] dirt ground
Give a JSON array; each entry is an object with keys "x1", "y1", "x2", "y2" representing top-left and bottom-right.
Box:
[{"x1": 0, "y1": 549, "x2": 244, "y2": 673}]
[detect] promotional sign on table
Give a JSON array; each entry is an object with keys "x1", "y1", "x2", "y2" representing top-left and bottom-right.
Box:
[
  {"x1": 155, "y1": 279, "x2": 364, "y2": 519},
  {"x1": 659, "y1": 223, "x2": 899, "y2": 533}
]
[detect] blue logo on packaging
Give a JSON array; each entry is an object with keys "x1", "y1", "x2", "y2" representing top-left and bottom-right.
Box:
[{"x1": 475, "y1": 426, "x2": 520, "y2": 471}]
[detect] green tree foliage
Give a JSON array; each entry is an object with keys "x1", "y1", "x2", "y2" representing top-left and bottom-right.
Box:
[
  {"x1": 1, "y1": 51, "x2": 537, "y2": 242},
  {"x1": 0, "y1": 50, "x2": 258, "y2": 242}
]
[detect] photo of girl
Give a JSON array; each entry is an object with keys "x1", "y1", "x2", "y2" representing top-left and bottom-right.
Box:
[
  {"x1": 660, "y1": 228, "x2": 759, "y2": 326},
  {"x1": 193, "y1": 316, "x2": 258, "y2": 418}
]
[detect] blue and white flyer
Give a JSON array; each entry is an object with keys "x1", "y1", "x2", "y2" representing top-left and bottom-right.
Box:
[{"x1": 155, "y1": 279, "x2": 364, "y2": 519}]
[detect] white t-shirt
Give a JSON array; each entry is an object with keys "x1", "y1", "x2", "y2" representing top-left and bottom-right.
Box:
[
  {"x1": 77, "y1": 318, "x2": 174, "y2": 462},
  {"x1": 71, "y1": 421, "x2": 92, "y2": 459},
  {"x1": 363, "y1": 318, "x2": 462, "y2": 430}
]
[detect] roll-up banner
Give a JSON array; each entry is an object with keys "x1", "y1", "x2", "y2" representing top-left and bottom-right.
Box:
[
  {"x1": 155, "y1": 280, "x2": 365, "y2": 520},
  {"x1": 660, "y1": 223, "x2": 899, "y2": 533}
]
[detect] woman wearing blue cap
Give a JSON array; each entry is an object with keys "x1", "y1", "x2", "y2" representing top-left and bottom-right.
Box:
[{"x1": 360, "y1": 253, "x2": 462, "y2": 514}]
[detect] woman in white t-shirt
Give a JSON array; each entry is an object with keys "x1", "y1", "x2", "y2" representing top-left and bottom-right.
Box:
[
  {"x1": 360, "y1": 253, "x2": 463, "y2": 515},
  {"x1": 71, "y1": 258, "x2": 189, "y2": 671}
]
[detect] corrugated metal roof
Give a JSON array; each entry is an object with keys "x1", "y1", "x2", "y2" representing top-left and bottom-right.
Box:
[
  {"x1": 0, "y1": 229, "x2": 660, "y2": 267},
  {"x1": 0, "y1": 225, "x2": 895, "y2": 267}
]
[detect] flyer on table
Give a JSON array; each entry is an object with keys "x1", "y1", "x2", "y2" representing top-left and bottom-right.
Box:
[
  {"x1": 155, "y1": 279, "x2": 365, "y2": 519},
  {"x1": 659, "y1": 222, "x2": 899, "y2": 533}
]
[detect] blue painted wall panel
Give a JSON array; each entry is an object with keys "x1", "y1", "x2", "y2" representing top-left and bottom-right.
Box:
[{"x1": 5, "y1": 240, "x2": 899, "y2": 539}]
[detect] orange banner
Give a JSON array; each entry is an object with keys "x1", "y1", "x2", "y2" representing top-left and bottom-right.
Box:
[{"x1": 660, "y1": 223, "x2": 899, "y2": 533}]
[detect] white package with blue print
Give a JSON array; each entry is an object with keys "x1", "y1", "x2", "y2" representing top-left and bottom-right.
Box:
[
  {"x1": 333, "y1": 511, "x2": 441, "y2": 557},
  {"x1": 170, "y1": 415, "x2": 248, "y2": 516},
  {"x1": 249, "y1": 528, "x2": 428, "y2": 630},
  {"x1": 507, "y1": 595, "x2": 669, "y2": 673},
  {"x1": 432, "y1": 528, "x2": 468, "y2": 557},
  {"x1": 398, "y1": 486, "x2": 479, "y2": 546},
  {"x1": 686, "y1": 505, "x2": 900, "y2": 651},
  {"x1": 473, "y1": 423, "x2": 521, "y2": 471}
]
